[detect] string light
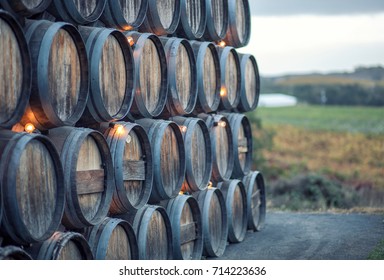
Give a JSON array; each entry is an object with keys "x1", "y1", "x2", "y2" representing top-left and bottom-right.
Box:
[
  {"x1": 207, "y1": 181, "x2": 213, "y2": 189},
  {"x1": 127, "y1": 36, "x2": 135, "y2": 47},
  {"x1": 24, "y1": 123, "x2": 35, "y2": 133},
  {"x1": 219, "y1": 121, "x2": 226, "y2": 128},
  {"x1": 179, "y1": 125, "x2": 187, "y2": 133},
  {"x1": 217, "y1": 41, "x2": 226, "y2": 47},
  {"x1": 115, "y1": 124, "x2": 125, "y2": 135},
  {"x1": 179, "y1": 191, "x2": 184, "y2": 195},
  {"x1": 220, "y1": 87, "x2": 227, "y2": 97}
]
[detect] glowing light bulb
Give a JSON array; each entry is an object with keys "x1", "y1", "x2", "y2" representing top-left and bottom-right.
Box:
[
  {"x1": 218, "y1": 41, "x2": 226, "y2": 47},
  {"x1": 24, "y1": 123, "x2": 35, "y2": 133},
  {"x1": 208, "y1": 181, "x2": 213, "y2": 189},
  {"x1": 179, "y1": 191, "x2": 184, "y2": 195},
  {"x1": 127, "y1": 36, "x2": 134, "y2": 46},
  {"x1": 115, "y1": 124, "x2": 125, "y2": 135},
  {"x1": 220, "y1": 87, "x2": 227, "y2": 97},
  {"x1": 219, "y1": 121, "x2": 226, "y2": 128},
  {"x1": 180, "y1": 125, "x2": 187, "y2": 133}
]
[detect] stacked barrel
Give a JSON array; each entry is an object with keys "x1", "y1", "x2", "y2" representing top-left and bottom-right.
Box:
[{"x1": 0, "y1": 0, "x2": 265, "y2": 260}]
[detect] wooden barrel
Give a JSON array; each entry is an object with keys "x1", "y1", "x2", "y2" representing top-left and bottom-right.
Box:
[
  {"x1": 47, "y1": 127, "x2": 114, "y2": 230},
  {"x1": 0, "y1": 246, "x2": 33, "y2": 260},
  {"x1": 203, "y1": 0, "x2": 228, "y2": 41},
  {"x1": 175, "y1": 0, "x2": 206, "y2": 40},
  {"x1": 242, "y1": 171, "x2": 266, "y2": 231},
  {"x1": 170, "y1": 116, "x2": 212, "y2": 193},
  {"x1": 135, "y1": 119, "x2": 186, "y2": 203},
  {"x1": 200, "y1": 114, "x2": 234, "y2": 182},
  {"x1": 103, "y1": 121, "x2": 153, "y2": 215},
  {"x1": 217, "y1": 46, "x2": 241, "y2": 111},
  {"x1": 139, "y1": 0, "x2": 181, "y2": 35},
  {"x1": 132, "y1": 205, "x2": 172, "y2": 260},
  {"x1": 190, "y1": 41, "x2": 221, "y2": 114},
  {"x1": 165, "y1": 194, "x2": 203, "y2": 260},
  {"x1": 159, "y1": 37, "x2": 197, "y2": 118},
  {"x1": 48, "y1": 0, "x2": 107, "y2": 25},
  {"x1": 0, "y1": 0, "x2": 51, "y2": 17},
  {"x1": 85, "y1": 217, "x2": 139, "y2": 260},
  {"x1": 100, "y1": 0, "x2": 148, "y2": 31},
  {"x1": 217, "y1": 179, "x2": 247, "y2": 243},
  {"x1": 224, "y1": 0, "x2": 251, "y2": 48},
  {"x1": 124, "y1": 32, "x2": 168, "y2": 118},
  {"x1": 22, "y1": 20, "x2": 88, "y2": 130},
  {"x1": 0, "y1": 10, "x2": 31, "y2": 129},
  {"x1": 0, "y1": 131, "x2": 65, "y2": 245},
  {"x1": 193, "y1": 187, "x2": 227, "y2": 257},
  {"x1": 31, "y1": 231, "x2": 94, "y2": 260},
  {"x1": 78, "y1": 26, "x2": 134, "y2": 124},
  {"x1": 223, "y1": 113, "x2": 252, "y2": 178},
  {"x1": 237, "y1": 53, "x2": 260, "y2": 112}
]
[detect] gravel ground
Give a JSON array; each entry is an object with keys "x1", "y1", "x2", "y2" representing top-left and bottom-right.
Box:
[{"x1": 213, "y1": 211, "x2": 384, "y2": 260}]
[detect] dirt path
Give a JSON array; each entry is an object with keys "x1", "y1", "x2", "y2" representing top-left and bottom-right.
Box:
[{"x1": 214, "y1": 211, "x2": 384, "y2": 260}]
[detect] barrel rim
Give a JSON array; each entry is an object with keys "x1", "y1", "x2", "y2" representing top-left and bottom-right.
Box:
[
  {"x1": 166, "y1": 194, "x2": 203, "y2": 260},
  {"x1": 0, "y1": 245, "x2": 33, "y2": 260},
  {"x1": 193, "y1": 41, "x2": 221, "y2": 113},
  {"x1": 176, "y1": 0, "x2": 207, "y2": 39},
  {"x1": 133, "y1": 205, "x2": 173, "y2": 260},
  {"x1": 87, "y1": 217, "x2": 139, "y2": 260},
  {"x1": 82, "y1": 27, "x2": 135, "y2": 122},
  {"x1": 105, "y1": 121, "x2": 153, "y2": 213},
  {"x1": 101, "y1": 0, "x2": 149, "y2": 30},
  {"x1": 57, "y1": 127, "x2": 114, "y2": 229},
  {"x1": 217, "y1": 179, "x2": 248, "y2": 243},
  {"x1": 163, "y1": 38, "x2": 198, "y2": 116},
  {"x1": 0, "y1": 132, "x2": 65, "y2": 244},
  {"x1": 25, "y1": 20, "x2": 89, "y2": 128},
  {"x1": 238, "y1": 53, "x2": 260, "y2": 112},
  {"x1": 224, "y1": 0, "x2": 251, "y2": 47},
  {"x1": 242, "y1": 170, "x2": 266, "y2": 231},
  {"x1": 126, "y1": 32, "x2": 168, "y2": 118},
  {"x1": 144, "y1": 0, "x2": 181, "y2": 35},
  {"x1": 0, "y1": 0, "x2": 52, "y2": 17},
  {"x1": 218, "y1": 46, "x2": 241, "y2": 110},
  {"x1": 51, "y1": 0, "x2": 107, "y2": 24},
  {"x1": 0, "y1": 10, "x2": 32, "y2": 128},
  {"x1": 204, "y1": 0, "x2": 229, "y2": 41}
]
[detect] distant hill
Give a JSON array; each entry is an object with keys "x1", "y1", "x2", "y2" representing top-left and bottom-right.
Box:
[{"x1": 261, "y1": 66, "x2": 384, "y2": 106}]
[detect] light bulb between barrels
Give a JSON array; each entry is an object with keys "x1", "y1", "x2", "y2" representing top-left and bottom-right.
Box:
[
  {"x1": 115, "y1": 124, "x2": 125, "y2": 135},
  {"x1": 127, "y1": 36, "x2": 135, "y2": 46},
  {"x1": 219, "y1": 121, "x2": 226, "y2": 128},
  {"x1": 24, "y1": 123, "x2": 35, "y2": 133},
  {"x1": 179, "y1": 125, "x2": 187, "y2": 133},
  {"x1": 220, "y1": 87, "x2": 227, "y2": 97},
  {"x1": 217, "y1": 41, "x2": 226, "y2": 48}
]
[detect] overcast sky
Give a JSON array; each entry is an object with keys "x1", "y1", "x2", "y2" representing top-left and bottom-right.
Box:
[{"x1": 240, "y1": 0, "x2": 384, "y2": 76}]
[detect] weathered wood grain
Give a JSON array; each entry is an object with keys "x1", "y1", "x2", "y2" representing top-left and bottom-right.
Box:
[
  {"x1": 73, "y1": 0, "x2": 98, "y2": 17},
  {"x1": 203, "y1": 47, "x2": 217, "y2": 109}
]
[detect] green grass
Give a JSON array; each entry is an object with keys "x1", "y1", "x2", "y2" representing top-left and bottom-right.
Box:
[{"x1": 251, "y1": 105, "x2": 384, "y2": 134}]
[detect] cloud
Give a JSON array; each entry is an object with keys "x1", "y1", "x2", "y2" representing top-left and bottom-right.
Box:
[{"x1": 250, "y1": 0, "x2": 384, "y2": 16}]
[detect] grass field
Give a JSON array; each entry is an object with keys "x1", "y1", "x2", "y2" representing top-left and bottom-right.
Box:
[{"x1": 247, "y1": 105, "x2": 384, "y2": 210}]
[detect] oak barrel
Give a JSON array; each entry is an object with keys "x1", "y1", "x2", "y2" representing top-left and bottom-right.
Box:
[
  {"x1": 78, "y1": 26, "x2": 134, "y2": 124},
  {"x1": 193, "y1": 187, "x2": 227, "y2": 257},
  {"x1": 170, "y1": 116, "x2": 212, "y2": 193},
  {"x1": 0, "y1": 246, "x2": 32, "y2": 260},
  {"x1": 47, "y1": 127, "x2": 114, "y2": 230},
  {"x1": 139, "y1": 0, "x2": 181, "y2": 35},
  {"x1": 0, "y1": 0, "x2": 51, "y2": 17},
  {"x1": 237, "y1": 53, "x2": 260, "y2": 112},
  {"x1": 190, "y1": 41, "x2": 221, "y2": 114},
  {"x1": 217, "y1": 179, "x2": 247, "y2": 243},
  {"x1": 22, "y1": 20, "x2": 88, "y2": 130},
  {"x1": 203, "y1": 0, "x2": 228, "y2": 41},
  {"x1": 165, "y1": 194, "x2": 203, "y2": 260},
  {"x1": 224, "y1": 0, "x2": 251, "y2": 48},
  {"x1": 31, "y1": 231, "x2": 94, "y2": 260},
  {"x1": 124, "y1": 32, "x2": 168, "y2": 119},
  {"x1": 175, "y1": 0, "x2": 206, "y2": 40},
  {"x1": 0, "y1": 10, "x2": 31, "y2": 129},
  {"x1": 0, "y1": 131, "x2": 65, "y2": 245},
  {"x1": 132, "y1": 205, "x2": 173, "y2": 260},
  {"x1": 85, "y1": 217, "x2": 139, "y2": 260},
  {"x1": 48, "y1": 0, "x2": 107, "y2": 25},
  {"x1": 223, "y1": 113, "x2": 252, "y2": 178},
  {"x1": 199, "y1": 114, "x2": 234, "y2": 182},
  {"x1": 103, "y1": 121, "x2": 153, "y2": 215},
  {"x1": 217, "y1": 46, "x2": 241, "y2": 111},
  {"x1": 135, "y1": 119, "x2": 186, "y2": 203},
  {"x1": 101, "y1": 0, "x2": 148, "y2": 31},
  {"x1": 242, "y1": 171, "x2": 266, "y2": 231},
  {"x1": 159, "y1": 37, "x2": 197, "y2": 117}
]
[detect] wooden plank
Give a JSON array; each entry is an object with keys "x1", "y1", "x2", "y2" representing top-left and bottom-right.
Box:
[
  {"x1": 180, "y1": 222, "x2": 197, "y2": 245},
  {"x1": 74, "y1": 0, "x2": 98, "y2": 17},
  {"x1": 156, "y1": 0, "x2": 175, "y2": 29},
  {"x1": 123, "y1": 160, "x2": 145, "y2": 181},
  {"x1": 76, "y1": 169, "x2": 105, "y2": 195}
]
